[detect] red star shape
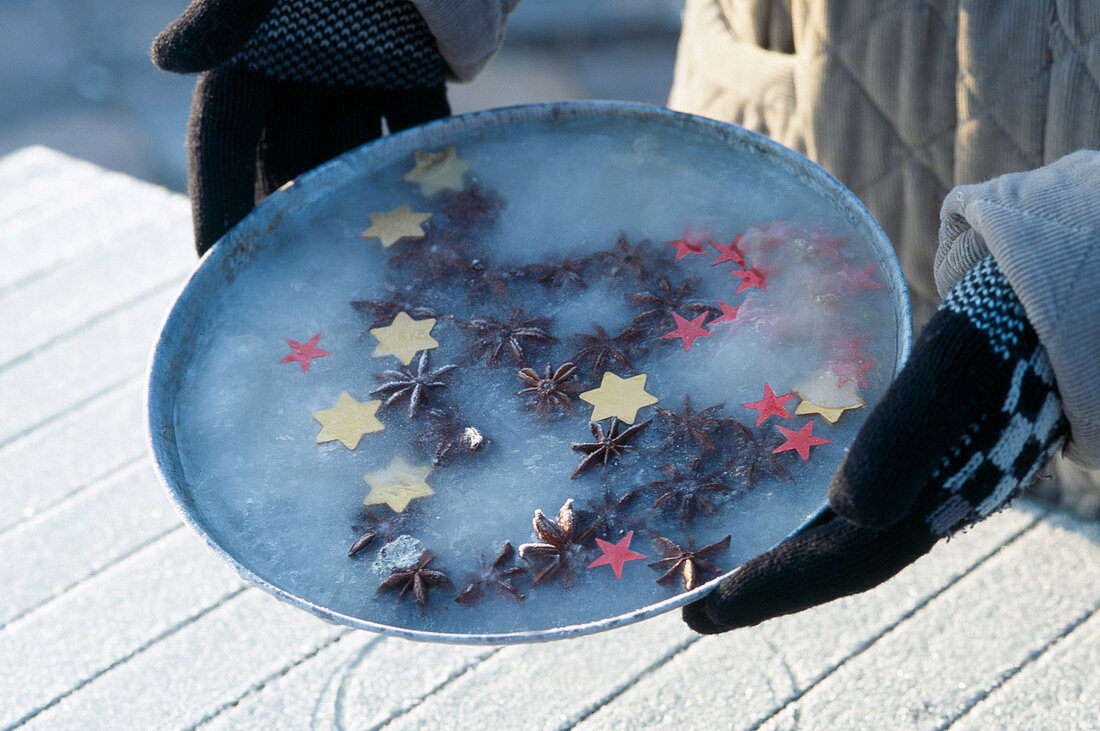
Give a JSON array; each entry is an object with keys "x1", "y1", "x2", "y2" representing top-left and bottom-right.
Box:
[
  {"x1": 588, "y1": 531, "x2": 647, "y2": 580},
  {"x1": 663, "y1": 228, "x2": 707, "y2": 260},
  {"x1": 829, "y1": 333, "x2": 871, "y2": 361},
  {"x1": 756, "y1": 221, "x2": 790, "y2": 250},
  {"x1": 827, "y1": 334, "x2": 875, "y2": 387},
  {"x1": 811, "y1": 235, "x2": 847, "y2": 258},
  {"x1": 279, "y1": 333, "x2": 331, "y2": 372},
  {"x1": 709, "y1": 300, "x2": 740, "y2": 325},
  {"x1": 710, "y1": 236, "x2": 745, "y2": 267},
  {"x1": 839, "y1": 264, "x2": 884, "y2": 292},
  {"x1": 740, "y1": 383, "x2": 794, "y2": 426},
  {"x1": 832, "y1": 357, "x2": 876, "y2": 389},
  {"x1": 730, "y1": 267, "x2": 768, "y2": 293},
  {"x1": 660, "y1": 312, "x2": 712, "y2": 352},
  {"x1": 772, "y1": 419, "x2": 833, "y2": 462}
]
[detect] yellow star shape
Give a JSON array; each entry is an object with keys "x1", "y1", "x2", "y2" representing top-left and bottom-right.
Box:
[
  {"x1": 312, "y1": 393, "x2": 384, "y2": 449},
  {"x1": 579, "y1": 371, "x2": 658, "y2": 424},
  {"x1": 402, "y1": 146, "x2": 469, "y2": 196},
  {"x1": 794, "y1": 367, "x2": 865, "y2": 424},
  {"x1": 369, "y1": 311, "x2": 439, "y2": 365},
  {"x1": 363, "y1": 456, "x2": 434, "y2": 513},
  {"x1": 359, "y1": 204, "x2": 431, "y2": 248},
  {"x1": 795, "y1": 398, "x2": 864, "y2": 424}
]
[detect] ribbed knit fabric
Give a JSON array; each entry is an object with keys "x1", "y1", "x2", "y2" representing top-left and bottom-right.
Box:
[
  {"x1": 684, "y1": 257, "x2": 1067, "y2": 633},
  {"x1": 187, "y1": 64, "x2": 449, "y2": 252},
  {"x1": 153, "y1": 0, "x2": 459, "y2": 253},
  {"x1": 233, "y1": 0, "x2": 445, "y2": 89}
]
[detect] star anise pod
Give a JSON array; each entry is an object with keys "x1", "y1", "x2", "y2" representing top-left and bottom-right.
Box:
[
  {"x1": 439, "y1": 183, "x2": 504, "y2": 232},
  {"x1": 648, "y1": 456, "x2": 735, "y2": 524},
  {"x1": 516, "y1": 362, "x2": 584, "y2": 416},
  {"x1": 580, "y1": 487, "x2": 644, "y2": 539},
  {"x1": 571, "y1": 417, "x2": 652, "y2": 478},
  {"x1": 517, "y1": 499, "x2": 594, "y2": 586},
  {"x1": 593, "y1": 233, "x2": 661, "y2": 282},
  {"x1": 463, "y1": 257, "x2": 512, "y2": 301},
  {"x1": 349, "y1": 505, "x2": 409, "y2": 556},
  {"x1": 653, "y1": 396, "x2": 735, "y2": 453},
  {"x1": 571, "y1": 323, "x2": 646, "y2": 376},
  {"x1": 370, "y1": 350, "x2": 457, "y2": 418},
  {"x1": 350, "y1": 290, "x2": 439, "y2": 328},
  {"x1": 413, "y1": 409, "x2": 486, "y2": 466},
  {"x1": 457, "y1": 308, "x2": 556, "y2": 366},
  {"x1": 377, "y1": 550, "x2": 452, "y2": 608},
  {"x1": 627, "y1": 276, "x2": 716, "y2": 331},
  {"x1": 389, "y1": 228, "x2": 474, "y2": 281},
  {"x1": 730, "y1": 426, "x2": 792, "y2": 486},
  {"x1": 648, "y1": 534, "x2": 731, "y2": 590},
  {"x1": 455, "y1": 542, "x2": 529, "y2": 606},
  {"x1": 514, "y1": 257, "x2": 590, "y2": 291}
]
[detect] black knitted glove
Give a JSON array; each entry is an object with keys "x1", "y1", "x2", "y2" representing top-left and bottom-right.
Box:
[
  {"x1": 152, "y1": 0, "x2": 276, "y2": 73},
  {"x1": 152, "y1": 0, "x2": 450, "y2": 255},
  {"x1": 684, "y1": 256, "x2": 1067, "y2": 632}
]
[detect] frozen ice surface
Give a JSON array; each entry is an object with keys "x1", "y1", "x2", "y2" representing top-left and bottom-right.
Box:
[{"x1": 170, "y1": 112, "x2": 902, "y2": 639}]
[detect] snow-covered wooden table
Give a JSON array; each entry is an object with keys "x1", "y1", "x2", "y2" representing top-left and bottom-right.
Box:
[{"x1": 3, "y1": 146, "x2": 1099, "y2": 730}]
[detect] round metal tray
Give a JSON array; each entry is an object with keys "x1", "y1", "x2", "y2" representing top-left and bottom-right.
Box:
[{"x1": 147, "y1": 101, "x2": 911, "y2": 644}]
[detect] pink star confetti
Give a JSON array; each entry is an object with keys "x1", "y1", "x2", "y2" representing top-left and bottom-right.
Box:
[
  {"x1": 709, "y1": 300, "x2": 741, "y2": 325},
  {"x1": 838, "y1": 264, "x2": 885, "y2": 292},
  {"x1": 828, "y1": 334, "x2": 876, "y2": 388},
  {"x1": 730, "y1": 267, "x2": 768, "y2": 293},
  {"x1": 588, "y1": 531, "x2": 647, "y2": 579},
  {"x1": 808, "y1": 234, "x2": 847, "y2": 259},
  {"x1": 772, "y1": 419, "x2": 833, "y2": 462},
  {"x1": 829, "y1": 334, "x2": 871, "y2": 362},
  {"x1": 664, "y1": 228, "x2": 707, "y2": 261},
  {"x1": 710, "y1": 236, "x2": 745, "y2": 267},
  {"x1": 832, "y1": 357, "x2": 877, "y2": 389},
  {"x1": 736, "y1": 297, "x2": 794, "y2": 338},
  {"x1": 742, "y1": 220, "x2": 790, "y2": 255},
  {"x1": 279, "y1": 333, "x2": 331, "y2": 372},
  {"x1": 660, "y1": 312, "x2": 712, "y2": 352},
  {"x1": 740, "y1": 383, "x2": 794, "y2": 426}
]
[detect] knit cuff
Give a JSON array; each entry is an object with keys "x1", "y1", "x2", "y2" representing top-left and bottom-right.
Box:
[{"x1": 934, "y1": 150, "x2": 1100, "y2": 468}]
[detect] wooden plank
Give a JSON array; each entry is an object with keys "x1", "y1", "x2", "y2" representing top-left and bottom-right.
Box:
[
  {"x1": 0, "y1": 460, "x2": 180, "y2": 629},
  {"x1": 950, "y1": 604, "x2": 1100, "y2": 729},
  {"x1": 757, "y1": 511, "x2": 1100, "y2": 729},
  {"x1": 0, "y1": 147, "x2": 104, "y2": 227},
  {"x1": 23, "y1": 590, "x2": 347, "y2": 730},
  {"x1": 0, "y1": 158, "x2": 186, "y2": 291},
  {"x1": 0, "y1": 197, "x2": 190, "y2": 369},
  {"x1": 0, "y1": 288, "x2": 176, "y2": 446},
  {"x1": 756, "y1": 502, "x2": 1047, "y2": 689},
  {"x1": 0, "y1": 529, "x2": 245, "y2": 729},
  {"x1": 0, "y1": 377, "x2": 146, "y2": 535},
  {"x1": 383, "y1": 613, "x2": 695, "y2": 731},
  {"x1": 189, "y1": 634, "x2": 494, "y2": 729},
  {"x1": 575, "y1": 629, "x2": 795, "y2": 731},
  {"x1": 576, "y1": 504, "x2": 1045, "y2": 729}
]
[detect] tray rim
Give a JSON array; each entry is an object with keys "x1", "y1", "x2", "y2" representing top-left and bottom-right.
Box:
[{"x1": 145, "y1": 100, "x2": 913, "y2": 645}]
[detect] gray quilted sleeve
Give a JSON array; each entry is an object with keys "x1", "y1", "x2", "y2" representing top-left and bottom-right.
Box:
[
  {"x1": 935, "y1": 149, "x2": 1100, "y2": 468},
  {"x1": 411, "y1": 0, "x2": 520, "y2": 82}
]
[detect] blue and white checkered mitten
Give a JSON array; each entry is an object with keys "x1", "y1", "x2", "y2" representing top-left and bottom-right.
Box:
[{"x1": 685, "y1": 256, "x2": 1067, "y2": 633}]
